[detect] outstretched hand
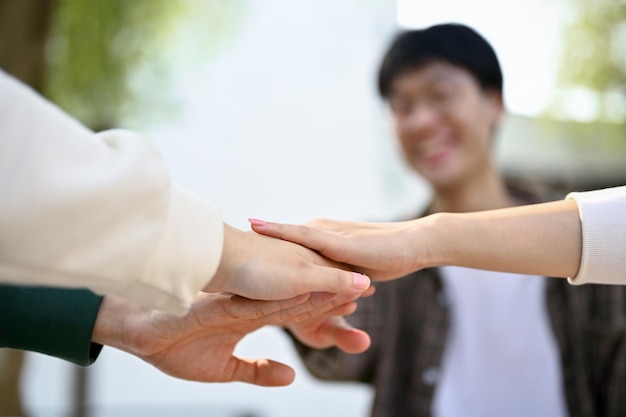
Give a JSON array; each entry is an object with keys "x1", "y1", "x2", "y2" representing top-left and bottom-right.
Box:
[
  {"x1": 93, "y1": 290, "x2": 370, "y2": 386},
  {"x1": 249, "y1": 217, "x2": 430, "y2": 281}
]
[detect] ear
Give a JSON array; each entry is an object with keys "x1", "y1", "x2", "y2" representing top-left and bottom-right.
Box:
[
  {"x1": 485, "y1": 88, "x2": 503, "y2": 107},
  {"x1": 485, "y1": 89, "x2": 504, "y2": 121}
]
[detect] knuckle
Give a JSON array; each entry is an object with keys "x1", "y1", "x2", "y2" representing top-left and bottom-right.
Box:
[{"x1": 334, "y1": 268, "x2": 349, "y2": 290}]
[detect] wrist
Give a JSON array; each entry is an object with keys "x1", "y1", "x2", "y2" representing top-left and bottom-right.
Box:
[
  {"x1": 91, "y1": 295, "x2": 144, "y2": 353},
  {"x1": 204, "y1": 224, "x2": 248, "y2": 293},
  {"x1": 416, "y1": 212, "x2": 457, "y2": 269}
]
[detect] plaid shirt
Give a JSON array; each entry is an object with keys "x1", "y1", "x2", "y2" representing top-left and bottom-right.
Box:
[
  {"x1": 292, "y1": 245, "x2": 626, "y2": 417},
  {"x1": 296, "y1": 269, "x2": 626, "y2": 417}
]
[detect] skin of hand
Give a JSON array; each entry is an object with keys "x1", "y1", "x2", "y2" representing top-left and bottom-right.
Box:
[
  {"x1": 249, "y1": 218, "x2": 430, "y2": 281},
  {"x1": 249, "y1": 198, "x2": 583, "y2": 281},
  {"x1": 287, "y1": 316, "x2": 370, "y2": 353},
  {"x1": 285, "y1": 287, "x2": 376, "y2": 354},
  {"x1": 205, "y1": 225, "x2": 371, "y2": 299},
  {"x1": 92, "y1": 290, "x2": 371, "y2": 387}
]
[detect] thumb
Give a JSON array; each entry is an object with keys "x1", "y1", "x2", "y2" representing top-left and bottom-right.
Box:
[{"x1": 231, "y1": 357, "x2": 296, "y2": 387}]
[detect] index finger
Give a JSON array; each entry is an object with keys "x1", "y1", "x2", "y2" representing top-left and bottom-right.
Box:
[{"x1": 249, "y1": 219, "x2": 336, "y2": 254}]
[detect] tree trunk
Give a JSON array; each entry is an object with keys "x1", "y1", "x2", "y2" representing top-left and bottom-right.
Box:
[
  {"x1": 0, "y1": 2, "x2": 56, "y2": 416},
  {"x1": 0, "y1": 0, "x2": 56, "y2": 92},
  {"x1": 0, "y1": 349, "x2": 26, "y2": 416}
]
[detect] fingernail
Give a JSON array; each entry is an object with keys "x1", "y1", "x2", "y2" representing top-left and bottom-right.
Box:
[
  {"x1": 353, "y1": 272, "x2": 370, "y2": 291},
  {"x1": 248, "y1": 218, "x2": 267, "y2": 227}
]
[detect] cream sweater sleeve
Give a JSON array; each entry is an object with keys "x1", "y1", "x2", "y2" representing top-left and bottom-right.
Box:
[
  {"x1": 566, "y1": 186, "x2": 626, "y2": 286},
  {"x1": 0, "y1": 70, "x2": 223, "y2": 315}
]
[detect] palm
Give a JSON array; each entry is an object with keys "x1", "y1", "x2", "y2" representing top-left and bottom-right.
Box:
[
  {"x1": 122, "y1": 293, "x2": 300, "y2": 385},
  {"x1": 119, "y1": 292, "x2": 368, "y2": 386},
  {"x1": 148, "y1": 330, "x2": 286, "y2": 386}
]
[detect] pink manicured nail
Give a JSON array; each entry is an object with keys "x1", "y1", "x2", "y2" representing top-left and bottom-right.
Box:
[
  {"x1": 353, "y1": 272, "x2": 370, "y2": 291},
  {"x1": 248, "y1": 218, "x2": 267, "y2": 227}
]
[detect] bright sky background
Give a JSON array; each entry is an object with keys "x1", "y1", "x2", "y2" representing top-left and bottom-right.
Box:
[{"x1": 396, "y1": 0, "x2": 565, "y2": 118}]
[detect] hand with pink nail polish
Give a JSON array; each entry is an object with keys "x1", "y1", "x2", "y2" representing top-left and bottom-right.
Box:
[
  {"x1": 249, "y1": 217, "x2": 426, "y2": 282},
  {"x1": 203, "y1": 224, "x2": 371, "y2": 301}
]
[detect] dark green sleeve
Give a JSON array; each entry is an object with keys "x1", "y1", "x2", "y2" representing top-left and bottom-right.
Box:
[{"x1": 0, "y1": 284, "x2": 104, "y2": 366}]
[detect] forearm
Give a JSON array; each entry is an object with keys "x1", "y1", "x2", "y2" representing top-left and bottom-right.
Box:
[
  {"x1": 252, "y1": 186, "x2": 625, "y2": 284},
  {"x1": 91, "y1": 295, "x2": 147, "y2": 354},
  {"x1": 423, "y1": 199, "x2": 582, "y2": 278}
]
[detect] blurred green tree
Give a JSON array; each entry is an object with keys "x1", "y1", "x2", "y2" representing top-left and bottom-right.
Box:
[
  {"x1": 46, "y1": 0, "x2": 245, "y2": 130},
  {"x1": 45, "y1": 0, "x2": 184, "y2": 130},
  {"x1": 0, "y1": 2, "x2": 244, "y2": 416},
  {"x1": 554, "y1": 0, "x2": 626, "y2": 122},
  {"x1": 528, "y1": 0, "x2": 626, "y2": 193},
  {"x1": 0, "y1": 3, "x2": 56, "y2": 414}
]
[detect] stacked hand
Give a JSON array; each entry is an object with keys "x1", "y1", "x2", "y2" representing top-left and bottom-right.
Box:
[
  {"x1": 93, "y1": 289, "x2": 372, "y2": 386},
  {"x1": 249, "y1": 217, "x2": 429, "y2": 281},
  {"x1": 205, "y1": 225, "x2": 372, "y2": 299},
  {"x1": 248, "y1": 198, "x2": 587, "y2": 281}
]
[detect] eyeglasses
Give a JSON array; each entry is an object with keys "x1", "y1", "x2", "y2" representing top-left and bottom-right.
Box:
[{"x1": 388, "y1": 83, "x2": 461, "y2": 118}]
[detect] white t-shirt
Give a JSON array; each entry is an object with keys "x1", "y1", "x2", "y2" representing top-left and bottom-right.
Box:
[{"x1": 432, "y1": 266, "x2": 569, "y2": 417}]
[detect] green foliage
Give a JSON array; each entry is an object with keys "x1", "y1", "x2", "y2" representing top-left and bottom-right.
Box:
[
  {"x1": 559, "y1": 0, "x2": 626, "y2": 91},
  {"x1": 556, "y1": 0, "x2": 626, "y2": 122},
  {"x1": 45, "y1": 0, "x2": 245, "y2": 130}
]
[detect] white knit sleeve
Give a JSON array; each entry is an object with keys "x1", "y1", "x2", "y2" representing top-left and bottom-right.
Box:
[
  {"x1": 0, "y1": 70, "x2": 223, "y2": 315},
  {"x1": 566, "y1": 186, "x2": 626, "y2": 286}
]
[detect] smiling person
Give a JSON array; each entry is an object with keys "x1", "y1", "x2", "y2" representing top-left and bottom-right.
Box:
[{"x1": 257, "y1": 24, "x2": 626, "y2": 417}]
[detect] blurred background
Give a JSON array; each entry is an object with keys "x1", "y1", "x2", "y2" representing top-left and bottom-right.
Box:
[{"x1": 0, "y1": 0, "x2": 624, "y2": 416}]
